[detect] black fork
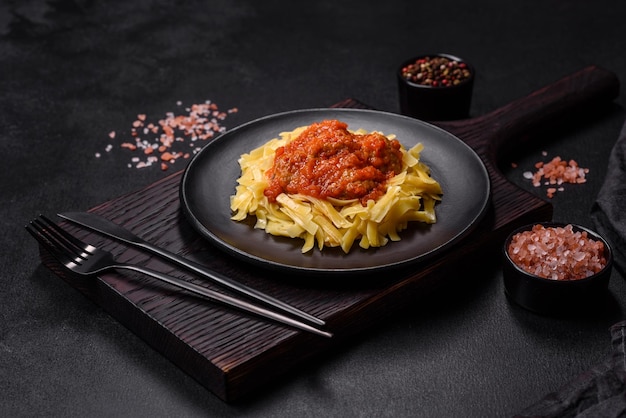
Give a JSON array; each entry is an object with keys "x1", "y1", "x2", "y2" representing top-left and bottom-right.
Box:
[{"x1": 26, "y1": 215, "x2": 332, "y2": 338}]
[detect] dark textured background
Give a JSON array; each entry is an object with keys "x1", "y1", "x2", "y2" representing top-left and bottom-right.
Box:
[{"x1": 2, "y1": 1, "x2": 626, "y2": 416}]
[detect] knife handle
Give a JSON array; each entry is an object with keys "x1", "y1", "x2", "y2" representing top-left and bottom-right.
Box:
[
  {"x1": 136, "y1": 240, "x2": 326, "y2": 326},
  {"x1": 114, "y1": 263, "x2": 331, "y2": 337}
]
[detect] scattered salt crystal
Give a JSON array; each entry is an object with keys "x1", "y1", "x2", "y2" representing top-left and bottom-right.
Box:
[
  {"x1": 100, "y1": 100, "x2": 239, "y2": 171},
  {"x1": 521, "y1": 154, "x2": 589, "y2": 198}
]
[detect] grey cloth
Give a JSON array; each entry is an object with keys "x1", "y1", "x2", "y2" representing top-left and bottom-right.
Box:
[
  {"x1": 592, "y1": 119, "x2": 626, "y2": 277},
  {"x1": 515, "y1": 321, "x2": 626, "y2": 417},
  {"x1": 513, "y1": 122, "x2": 626, "y2": 417}
]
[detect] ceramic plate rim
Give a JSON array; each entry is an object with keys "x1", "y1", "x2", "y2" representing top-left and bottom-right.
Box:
[{"x1": 180, "y1": 108, "x2": 491, "y2": 275}]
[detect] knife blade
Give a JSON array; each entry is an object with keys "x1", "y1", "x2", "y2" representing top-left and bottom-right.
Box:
[{"x1": 57, "y1": 211, "x2": 326, "y2": 327}]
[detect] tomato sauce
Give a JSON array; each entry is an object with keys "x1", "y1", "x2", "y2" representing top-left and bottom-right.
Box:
[{"x1": 264, "y1": 119, "x2": 404, "y2": 205}]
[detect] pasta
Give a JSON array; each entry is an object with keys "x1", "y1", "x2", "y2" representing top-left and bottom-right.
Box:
[{"x1": 229, "y1": 121, "x2": 443, "y2": 253}]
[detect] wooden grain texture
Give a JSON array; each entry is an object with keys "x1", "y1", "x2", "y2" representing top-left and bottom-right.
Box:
[{"x1": 40, "y1": 65, "x2": 619, "y2": 402}]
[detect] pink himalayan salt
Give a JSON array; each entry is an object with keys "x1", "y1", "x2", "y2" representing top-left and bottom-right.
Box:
[
  {"x1": 522, "y1": 155, "x2": 589, "y2": 198},
  {"x1": 507, "y1": 224, "x2": 607, "y2": 281}
]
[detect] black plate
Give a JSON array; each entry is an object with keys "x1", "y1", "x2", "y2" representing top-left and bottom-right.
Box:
[{"x1": 180, "y1": 108, "x2": 490, "y2": 275}]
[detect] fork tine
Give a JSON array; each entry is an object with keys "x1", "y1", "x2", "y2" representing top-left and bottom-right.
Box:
[
  {"x1": 26, "y1": 219, "x2": 79, "y2": 268},
  {"x1": 42, "y1": 215, "x2": 97, "y2": 253},
  {"x1": 28, "y1": 215, "x2": 91, "y2": 264},
  {"x1": 37, "y1": 215, "x2": 95, "y2": 258}
]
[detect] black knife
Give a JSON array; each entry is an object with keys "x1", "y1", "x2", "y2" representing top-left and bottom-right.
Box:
[{"x1": 57, "y1": 211, "x2": 326, "y2": 327}]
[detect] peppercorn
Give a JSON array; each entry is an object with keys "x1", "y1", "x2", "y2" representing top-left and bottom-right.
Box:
[{"x1": 401, "y1": 56, "x2": 471, "y2": 87}]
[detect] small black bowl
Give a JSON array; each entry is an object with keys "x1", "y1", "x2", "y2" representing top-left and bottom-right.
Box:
[
  {"x1": 502, "y1": 222, "x2": 613, "y2": 315},
  {"x1": 397, "y1": 53, "x2": 474, "y2": 121}
]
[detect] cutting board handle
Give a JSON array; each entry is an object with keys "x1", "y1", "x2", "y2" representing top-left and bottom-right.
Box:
[{"x1": 437, "y1": 65, "x2": 620, "y2": 160}]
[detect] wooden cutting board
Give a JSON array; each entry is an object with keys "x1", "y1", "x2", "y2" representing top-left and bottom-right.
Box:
[{"x1": 38, "y1": 65, "x2": 619, "y2": 402}]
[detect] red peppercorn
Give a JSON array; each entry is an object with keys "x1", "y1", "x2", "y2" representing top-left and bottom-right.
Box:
[{"x1": 401, "y1": 56, "x2": 471, "y2": 87}]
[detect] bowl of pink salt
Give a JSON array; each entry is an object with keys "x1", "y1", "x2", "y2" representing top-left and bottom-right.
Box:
[{"x1": 502, "y1": 222, "x2": 613, "y2": 315}]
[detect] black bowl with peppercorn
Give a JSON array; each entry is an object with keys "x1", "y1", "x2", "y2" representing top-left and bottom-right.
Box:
[
  {"x1": 397, "y1": 53, "x2": 474, "y2": 121},
  {"x1": 502, "y1": 222, "x2": 613, "y2": 316}
]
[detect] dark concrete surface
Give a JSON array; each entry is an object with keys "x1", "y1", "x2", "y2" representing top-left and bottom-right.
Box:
[{"x1": 2, "y1": 1, "x2": 626, "y2": 416}]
